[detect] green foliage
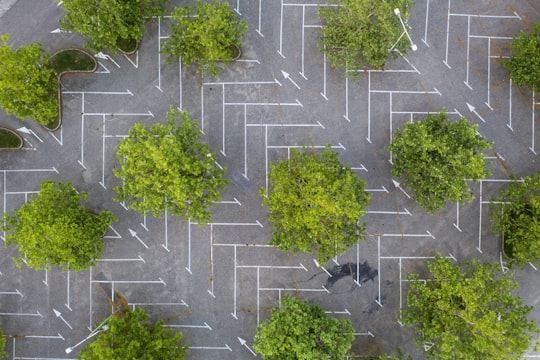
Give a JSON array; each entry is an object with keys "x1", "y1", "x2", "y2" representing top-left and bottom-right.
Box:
[
  {"x1": 402, "y1": 256, "x2": 538, "y2": 360},
  {"x1": 77, "y1": 308, "x2": 188, "y2": 359},
  {"x1": 318, "y1": 0, "x2": 414, "y2": 77},
  {"x1": 2, "y1": 181, "x2": 117, "y2": 271},
  {"x1": 114, "y1": 107, "x2": 228, "y2": 224},
  {"x1": 491, "y1": 171, "x2": 540, "y2": 268},
  {"x1": 260, "y1": 146, "x2": 370, "y2": 263},
  {"x1": 502, "y1": 23, "x2": 540, "y2": 92},
  {"x1": 0, "y1": 322, "x2": 6, "y2": 359},
  {"x1": 0, "y1": 34, "x2": 58, "y2": 126},
  {"x1": 162, "y1": 0, "x2": 248, "y2": 76},
  {"x1": 59, "y1": 0, "x2": 167, "y2": 53},
  {"x1": 253, "y1": 296, "x2": 354, "y2": 359},
  {"x1": 388, "y1": 111, "x2": 492, "y2": 213}
]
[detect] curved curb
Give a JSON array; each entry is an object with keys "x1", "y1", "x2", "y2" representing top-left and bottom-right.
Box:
[
  {"x1": 44, "y1": 47, "x2": 98, "y2": 132},
  {"x1": 0, "y1": 125, "x2": 24, "y2": 150}
]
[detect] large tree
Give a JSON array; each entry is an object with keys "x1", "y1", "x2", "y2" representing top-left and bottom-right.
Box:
[
  {"x1": 253, "y1": 296, "x2": 354, "y2": 359},
  {"x1": 113, "y1": 107, "x2": 228, "y2": 224},
  {"x1": 260, "y1": 147, "x2": 370, "y2": 263},
  {"x1": 77, "y1": 308, "x2": 188, "y2": 359},
  {"x1": 0, "y1": 34, "x2": 58, "y2": 126},
  {"x1": 491, "y1": 171, "x2": 540, "y2": 268},
  {"x1": 2, "y1": 181, "x2": 116, "y2": 271},
  {"x1": 388, "y1": 111, "x2": 492, "y2": 213},
  {"x1": 318, "y1": 0, "x2": 414, "y2": 75},
  {"x1": 59, "y1": 0, "x2": 167, "y2": 53},
  {"x1": 162, "y1": 0, "x2": 248, "y2": 76},
  {"x1": 502, "y1": 23, "x2": 540, "y2": 92},
  {"x1": 402, "y1": 256, "x2": 538, "y2": 360}
]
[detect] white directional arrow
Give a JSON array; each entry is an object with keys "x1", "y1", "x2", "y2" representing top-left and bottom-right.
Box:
[
  {"x1": 17, "y1": 126, "x2": 43, "y2": 143},
  {"x1": 392, "y1": 179, "x2": 412, "y2": 199},
  {"x1": 53, "y1": 309, "x2": 73, "y2": 330},
  {"x1": 95, "y1": 52, "x2": 120, "y2": 68},
  {"x1": 128, "y1": 228, "x2": 149, "y2": 249},
  {"x1": 50, "y1": 28, "x2": 71, "y2": 34},
  {"x1": 466, "y1": 103, "x2": 486, "y2": 123},
  {"x1": 238, "y1": 337, "x2": 257, "y2": 356},
  {"x1": 281, "y1": 70, "x2": 301, "y2": 90}
]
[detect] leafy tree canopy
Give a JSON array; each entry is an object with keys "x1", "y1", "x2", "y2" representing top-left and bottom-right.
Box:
[
  {"x1": 77, "y1": 308, "x2": 188, "y2": 359},
  {"x1": 162, "y1": 0, "x2": 248, "y2": 76},
  {"x1": 491, "y1": 171, "x2": 540, "y2": 268},
  {"x1": 2, "y1": 181, "x2": 117, "y2": 271},
  {"x1": 59, "y1": 0, "x2": 167, "y2": 53},
  {"x1": 403, "y1": 256, "x2": 538, "y2": 360},
  {"x1": 388, "y1": 111, "x2": 492, "y2": 213},
  {"x1": 260, "y1": 146, "x2": 370, "y2": 263},
  {"x1": 253, "y1": 296, "x2": 354, "y2": 359},
  {"x1": 318, "y1": 0, "x2": 414, "y2": 76},
  {"x1": 114, "y1": 107, "x2": 228, "y2": 224},
  {"x1": 502, "y1": 23, "x2": 540, "y2": 91},
  {"x1": 0, "y1": 34, "x2": 58, "y2": 126}
]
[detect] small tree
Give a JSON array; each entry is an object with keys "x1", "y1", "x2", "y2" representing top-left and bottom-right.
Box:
[
  {"x1": 2, "y1": 181, "x2": 116, "y2": 271},
  {"x1": 388, "y1": 111, "x2": 492, "y2": 213},
  {"x1": 260, "y1": 147, "x2": 370, "y2": 264},
  {"x1": 253, "y1": 296, "x2": 354, "y2": 359},
  {"x1": 162, "y1": 0, "x2": 248, "y2": 76},
  {"x1": 59, "y1": 0, "x2": 167, "y2": 53},
  {"x1": 502, "y1": 23, "x2": 540, "y2": 92},
  {"x1": 491, "y1": 171, "x2": 540, "y2": 268},
  {"x1": 318, "y1": 0, "x2": 414, "y2": 76},
  {"x1": 402, "y1": 256, "x2": 538, "y2": 360},
  {"x1": 0, "y1": 34, "x2": 58, "y2": 126},
  {"x1": 114, "y1": 107, "x2": 228, "y2": 224},
  {"x1": 77, "y1": 308, "x2": 188, "y2": 359}
]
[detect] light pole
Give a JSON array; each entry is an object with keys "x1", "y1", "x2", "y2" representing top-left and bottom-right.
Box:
[
  {"x1": 65, "y1": 324, "x2": 109, "y2": 354},
  {"x1": 393, "y1": 8, "x2": 417, "y2": 51}
]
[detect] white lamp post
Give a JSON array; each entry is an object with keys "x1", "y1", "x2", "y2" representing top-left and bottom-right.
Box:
[
  {"x1": 65, "y1": 324, "x2": 109, "y2": 354},
  {"x1": 393, "y1": 8, "x2": 417, "y2": 51}
]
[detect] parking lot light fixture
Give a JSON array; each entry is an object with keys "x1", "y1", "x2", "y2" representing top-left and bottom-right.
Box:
[{"x1": 394, "y1": 8, "x2": 417, "y2": 51}]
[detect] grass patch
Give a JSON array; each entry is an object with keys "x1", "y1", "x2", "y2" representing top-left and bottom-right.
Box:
[
  {"x1": 0, "y1": 128, "x2": 22, "y2": 149},
  {"x1": 49, "y1": 49, "x2": 96, "y2": 74},
  {"x1": 117, "y1": 37, "x2": 138, "y2": 53}
]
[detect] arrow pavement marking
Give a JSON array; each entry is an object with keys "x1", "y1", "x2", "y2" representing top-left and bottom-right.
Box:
[
  {"x1": 128, "y1": 229, "x2": 149, "y2": 249},
  {"x1": 392, "y1": 179, "x2": 412, "y2": 199},
  {"x1": 164, "y1": 322, "x2": 212, "y2": 330},
  {"x1": 17, "y1": 127, "x2": 43, "y2": 143},
  {"x1": 0, "y1": 310, "x2": 42, "y2": 317},
  {"x1": 366, "y1": 186, "x2": 389, "y2": 193},
  {"x1": 190, "y1": 344, "x2": 232, "y2": 351},
  {"x1": 26, "y1": 333, "x2": 65, "y2": 340},
  {"x1": 95, "y1": 52, "x2": 120, "y2": 68},
  {"x1": 281, "y1": 70, "x2": 301, "y2": 89},
  {"x1": 53, "y1": 309, "x2": 73, "y2": 329},
  {"x1": 466, "y1": 103, "x2": 486, "y2": 123},
  {"x1": 238, "y1": 337, "x2": 257, "y2": 356},
  {"x1": 368, "y1": 208, "x2": 412, "y2": 216}
]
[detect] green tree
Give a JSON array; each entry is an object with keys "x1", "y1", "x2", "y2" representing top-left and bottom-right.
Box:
[
  {"x1": 402, "y1": 256, "x2": 538, "y2": 360},
  {"x1": 77, "y1": 308, "x2": 188, "y2": 359},
  {"x1": 260, "y1": 146, "x2": 370, "y2": 263},
  {"x1": 318, "y1": 0, "x2": 414, "y2": 76},
  {"x1": 502, "y1": 23, "x2": 540, "y2": 92},
  {"x1": 2, "y1": 181, "x2": 116, "y2": 271},
  {"x1": 388, "y1": 111, "x2": 492, "y2": 213},
  {"x1": 114, "y1": 107, "x2": 228, "y2": 224},
  {"x1": 0, "y1": 34, "x2": 58, "y2": 126},
  {"x1": 253, "y1": 296, "x2": 354, "y2": 359},
  {"x1": 491, "y1": 171, "x2": 540, "y2": 268},
  {"x1": 59, "y1": 0, "x2": 167, "y2": 53},
  {"x1": 162, "y1": 0, "x2": 248, "y2": 76}
]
